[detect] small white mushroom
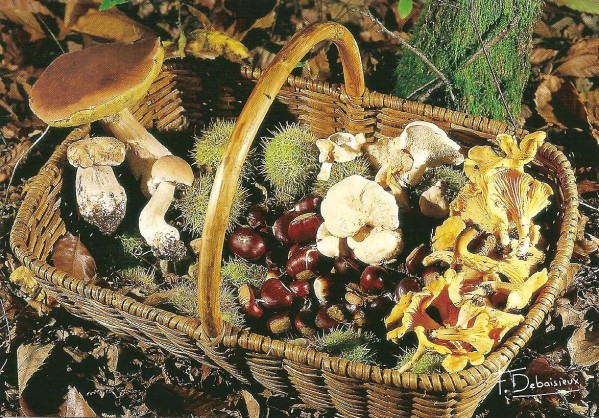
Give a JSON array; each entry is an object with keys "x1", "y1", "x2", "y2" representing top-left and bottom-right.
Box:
[
  {"x1": 419, "y1": 180, "x2": 450, "y2": 218},
  {"x1": 67, "y1": 137, "x2": 127, "y2": 234},
  {"x1": 139, "y1": 155, "x2": 194, "y2": 260},
  {"x1": 396, "y1": 121, "x2": 464, "y2": 186},
  {"x1": 316, "y1": 223, "x2": 342, "y2": 258},
  {"x1": 315, "y1": 132, "x2": 367, "y2": 181}
]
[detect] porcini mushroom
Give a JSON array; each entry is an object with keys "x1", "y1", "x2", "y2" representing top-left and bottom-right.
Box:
[
  {"x1": 319, "y1": 175, "x2": 403, "y2": 264},
  {"x1": 29, "y1": 37, "x2": 182, "y2": 196},
  {"x1": 395, "y1": 121, "x2": 464, "y2": 186},
  {"x1": 29, "y1": 38, "x2": 195, "y2": 256},
  {"x1": 67, "y1": 137, "x2": 126, "y2": 234},
  {"x1": 139, "y1": 155, "x2": 193, "y2": 260}
]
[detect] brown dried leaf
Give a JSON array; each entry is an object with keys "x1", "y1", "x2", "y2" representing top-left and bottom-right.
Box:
[
  {"x1": 16, "y1": 343, "x2": 54, "y2": 395},
  {"x1": 0, "y1": 140, "x2": 31, "y2": 183},
  {"x1": 534, "y1": 75, "x2": 590, "y2": 130},
  {"x1": 51, "y1": 233, "x2": 96, "y2": 282},
  {"x1": 529, "y1": 47, "x2": 558, "y2": 65},
  {"x1": 555, "y1": 55, "x2": 599, "y2": 78},
  {"x1": 577, "y1": 179, "x2": 599, "y2": 195},
  {"x1": 0, "y1": 0, "x2": 58, "y2": 41},
  {"x1": 242, "y1": 390, "x2": 261, "y2": 418},
  {"x1": 568, "y1": 323, "x2": 599, "y2": 367},
  {"x1": 554, "y1": 296, "x2": 585, "y2": 328},
  {"x1": 302, "y1": 48, "x2": 331, "y2": 81},
  {"x1": 58, "y1": 386, "x2": 96, "y2": 417},
  {"x1": 70, "y1": 8, "x2": 154, "y2": 43}
]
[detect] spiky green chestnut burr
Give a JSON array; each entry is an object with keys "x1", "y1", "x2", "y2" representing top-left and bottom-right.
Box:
[
  {"x1": 116, "y1": 234, "x2": 149, "y2": 260},
  {"x1": 169, "y1": 280, "x2": 245, "y2": 326},
  {"x1": 221, "y1": 257, "x2": 269, "y2": 288},
  {"x1": 414, "y1": 165, "x2": 468, "y2": 200},
  {"x1": 311, "y1": 157, "x2": 372, "y2": 197},
  {"x1": 261, "y1": 123, "x2": 319, "y2": 204},
  {"x1": 117, "y1": 266, "x2": 158, "y2": 293},
  {"x1": 395, "y1": 348, "x2": 443, "y2": 373},
  {"x1": 177, "y1": 173, "x2": 249, "y2": 236},
  {"x1": 193, "y1": 119, "x2": 255, "y2": 178},
  {"x1": 313, "y1": 328, "x2": 378, "y2": 365}
]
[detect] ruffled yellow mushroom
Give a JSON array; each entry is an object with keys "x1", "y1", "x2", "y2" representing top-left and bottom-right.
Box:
[
  {"x1": 485, "y1": 169, "x2": 553, "y2": 255},
  {"x1": 442, "y1": 350, "x2": 485, "y2": 373},
  {"x1": 386, "y1": 269, "x2": 464, "y2": 341},
  {"x1": 486, "y1": 269, "x2": 549, "y2": 311},
  {"x1": 431, "y1": 216, "x2": 466, "y2": 252},
  {"x1": 430, "y1": 313, "x2": 495, "y2": 355}
]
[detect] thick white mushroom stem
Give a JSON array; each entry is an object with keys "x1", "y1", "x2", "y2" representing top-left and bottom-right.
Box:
[
  {"x1": 100, "y1": 108, "x2": 171, "y2": 196},
  {"x1": 76, "y1": 165, "x2": 126, "y2": 235},
  {"x1": 139, "y1": 180, "x2": 186, "y2": 260}
]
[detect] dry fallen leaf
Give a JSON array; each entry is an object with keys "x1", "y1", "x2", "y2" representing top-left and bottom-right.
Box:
[
  {"x1": 568, "y1": 323, "x2": 599, "y2": 367},
  {"x1": 554, "y1": 38, "x2": 599, "y2": 77},
  {"x1": 17, "y1": 342, "x2": 54, "y2": 395},
  {"x1": 534, "y1": 75, "x2": 597, "y2": 141},
  {"x1": 51, "y1": 233, "x2": 97, "y2": 282},
  {"x1": 58, "y1": 386, "x2": 97, "y2": 417},
  {"x1": 70, "y1": 8, "x2": 154, "y2": 43},
  {"x1": 530, "y1": 47, "x2": 559, "y2": 65},
  {"x1": 242, "y1": 390, "x2": 261, "y2": 418}
]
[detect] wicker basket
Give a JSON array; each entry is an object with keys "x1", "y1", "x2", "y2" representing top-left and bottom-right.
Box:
[{"x1": 10, "y1": 22, "x2": 579, "y2": 418}]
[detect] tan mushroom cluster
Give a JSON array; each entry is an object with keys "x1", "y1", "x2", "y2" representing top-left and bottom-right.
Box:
[
  {"x1": 317, "y1": 175, "x2": 404, "y2": 265},
  {"x1": 386, "y1": 132, "x2": 553, "y2": 373},
  {"x1": 364, "y1": 121, "x2": 464, "y2": 212}
]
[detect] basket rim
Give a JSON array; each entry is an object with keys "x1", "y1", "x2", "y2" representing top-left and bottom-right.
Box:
[{"x1": 9, "y1": 66, "x2": 579, "y2": 394}]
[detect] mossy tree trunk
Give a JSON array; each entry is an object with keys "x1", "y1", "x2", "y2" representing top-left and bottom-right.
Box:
[{"x1": 394, "y1": 0, "x2": 543, "y2": 121}]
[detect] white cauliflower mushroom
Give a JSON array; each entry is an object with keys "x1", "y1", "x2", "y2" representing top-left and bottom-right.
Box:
[{"x1": 318, "y1": 175, "x2": 403, "y2": 264}]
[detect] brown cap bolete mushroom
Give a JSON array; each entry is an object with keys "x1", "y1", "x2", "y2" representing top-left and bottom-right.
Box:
[
  {"x1": 139, "y1": 155, "x2": 194, "y2": 260},
  {"x1": 29, "y1": 37, "x2": 177, "y2": 195},
  {"x1": 67, "y1": 136, "x2": 126, "y2": 234}
]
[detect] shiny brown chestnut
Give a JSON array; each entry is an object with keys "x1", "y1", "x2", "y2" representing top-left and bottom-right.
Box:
[
  {"x1": 294, "y1": 195, "x2": 322, "y2": 213},
  {"x1": 228, "y1": 227, "x2": 266, "y2": 261},
  {"x1": 315, "y1": 305, "x2": 339, "y2": 330},
  {"x1": 333, "y1": 256, "x2": 362, "y2": 282},
  {"x1": 238, "y1": 284, "x2": 264, "y2": 318},
  {"x1": 405, "y1": 244, "x2": 431, "y2": 274},
  {"x1": 294, "y1": 310, "x2": 317, "y2": 336},
  {"x1": 260, "y1": 278, "x2": 294, "y2": 310},
  {"x1": 394, "y1": 277, "x2": 422, "y2": 300},
  {"x1": 313, "y1": 275, "x2": 334, "y2": 303},
  {"x1": 289, "y1": 280, "x2": 310, "y2": 298},
  {"x1": 272, "y1": 212, "x2": 298, "y2": 245},
  {"x1": 287, "y1": 212, "x2": 323, "y2": 244},
  {"x1": 359, "y1": 266, "x2": 389, "y2": 294},
  {"x1": 286, "y1": 246, "x2": 322, "y2": 280},
  {"x1": 247, "y1": 204, "x2": 268, "y2": 229}
]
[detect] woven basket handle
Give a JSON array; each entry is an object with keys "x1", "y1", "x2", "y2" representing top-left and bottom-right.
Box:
[{"x1": 197, "y1": 22, "x2": 365, "y2": 338}]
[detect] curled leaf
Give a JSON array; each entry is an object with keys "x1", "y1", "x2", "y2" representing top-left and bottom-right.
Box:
[{"x1": 51, "y1": 233, "x2": 96, "y2": 282}]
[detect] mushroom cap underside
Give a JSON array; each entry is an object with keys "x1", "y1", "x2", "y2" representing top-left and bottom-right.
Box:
[{"x1": 30, "y1": 37, "x2": 163, "y2": 127}]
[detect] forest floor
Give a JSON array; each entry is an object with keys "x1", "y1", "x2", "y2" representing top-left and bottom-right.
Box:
[{"x1": 0, "y1": 1, "x2": 598, "y2": 417}]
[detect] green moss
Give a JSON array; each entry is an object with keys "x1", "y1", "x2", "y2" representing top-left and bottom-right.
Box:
[
  {"x1": 177, "y1": 173, "x2": 249, "y2": 236},
  {"x1": 117, "y1": 266, "x2": 158, "y2": 293},
  {"x1": 311, "y1": 157, "x2": 372, "y2": 197},
  {"x1": 116, "y1": 234, "x2": 148, "y2": 259},
  {"x1": 414, "y1": 165, "x2": 468, "y2": 201},
  {"x1": 394, "y1": 348, "x2": 443, "y2": 373},
  {"x1": 313, "y1": 328, "x2": 378, "y2": 365},
  {"x1": 261, "y1": 123, "x2": 320, "y2": 204},
  {"x1": 221, "y1": 257, "x2": 269, "y2": 288},
  {"x1": 394, "y1": 0, "x2": 542, "y2": 120}
]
